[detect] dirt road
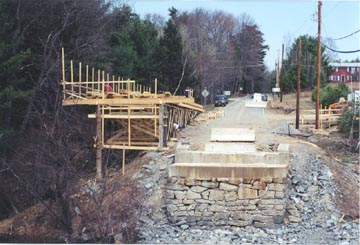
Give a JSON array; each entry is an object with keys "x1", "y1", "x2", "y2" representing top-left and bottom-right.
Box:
[{"x1": 136, "y1": 96, "x2": 359, "y2": 244}]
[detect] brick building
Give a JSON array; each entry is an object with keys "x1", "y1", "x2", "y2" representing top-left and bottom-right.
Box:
[{"x1": 328, "y1": 62, "x2": 360, "y2": 84}]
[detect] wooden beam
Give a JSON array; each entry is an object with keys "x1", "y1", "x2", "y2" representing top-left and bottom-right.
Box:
[
  {"x1": 96, "y1": 105, "x2": 103, "y2": 180},
  {"x1": 103, "y1": 144, "x2": 168, "y2": 151},
  {"x1": 88, "y1": 114, "x2": 160, "y2": 119}
]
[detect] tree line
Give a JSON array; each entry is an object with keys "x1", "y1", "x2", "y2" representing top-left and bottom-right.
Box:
[{"x1": 0, "y1": 0, "x2": 268, "y2": 239}]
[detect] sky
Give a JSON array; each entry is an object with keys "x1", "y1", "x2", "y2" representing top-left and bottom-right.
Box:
[{"x1": 127, "y1": 0, "x2": 360, "y2": 71}]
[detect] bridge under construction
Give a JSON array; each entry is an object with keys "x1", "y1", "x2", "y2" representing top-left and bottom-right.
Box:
[{"x1": 60, "y1": 48, "x2": 204, "y2": 179}]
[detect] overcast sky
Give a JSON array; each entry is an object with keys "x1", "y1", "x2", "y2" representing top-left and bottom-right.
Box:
[{"x1": 127, "y1": 0, "x2": 360, "y2": 70}]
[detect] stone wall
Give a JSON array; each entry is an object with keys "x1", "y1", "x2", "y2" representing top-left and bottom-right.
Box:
[{"x1": 166, "y1": 176, "x2": 288, "y2": 228}]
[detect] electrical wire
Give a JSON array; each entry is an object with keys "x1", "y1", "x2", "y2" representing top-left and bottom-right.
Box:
[
  {"x1": 322, "y1": 43, "x2": 360, "y2": 54},
  {"x1": 333, "y1": 29, "x2": 360, "y2": 41}
]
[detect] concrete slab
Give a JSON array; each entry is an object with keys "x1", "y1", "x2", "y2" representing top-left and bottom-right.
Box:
[
  {"x1": 277, "y1": 143, "x2": 290, "y2": 152},
  {"x1": 169, "y1": 162, "x2": 289, "y2": 179},
  {"x1": 205, "y1": 143, "x2": 256, "y2": 153},
  {"x1": 175, "y1": 151, "x2": 289, "y2": 164},
  {"x1": 211, "y1": 128, "x2": 255, "y2": 142}
]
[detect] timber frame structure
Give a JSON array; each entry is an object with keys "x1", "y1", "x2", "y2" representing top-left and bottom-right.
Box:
[{"x1": 60, "y1": 48, "x2": 204, "y2": 179}]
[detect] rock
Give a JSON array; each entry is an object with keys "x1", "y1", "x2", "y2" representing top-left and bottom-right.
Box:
[
  {"x1": 143, "y1": 164, "x2": 155, "y2": 170},
  {"x1": 295, "y1": 185, "x2": 305, "y2": 193},
  {"x1": 209, "y1": 190, "x2": 224, "y2": 201},
  {"x1": 288, "y1": 215, "x2": 302, "y2": 223},
  {"x1": 187, "y1": 190, "x2": 201, "y2": 199},
  {"x1": 219, "y1": 183, "x2": 238, "y2": 191},
  {"x1": 201, "y1": 181, "x2": 219, "y2": 188},
  {"x1": 224, "y1": 191, "x2": 238, "y2": 201},
  {"x1": 307, "y1": 185, "x2": 318, "y2": 193},
  {"x1": 145, "y1": 182, "x2": 153, "y2": 189},
  {"x1": 190, "y1": 186, "x2": 207, "y2": 193},
  {"x1": 180, "y1": 224, "x2": 189, "y2": 230},
  {"x1": 238, "y1": 187, "x2": 258, "y2": 199}
]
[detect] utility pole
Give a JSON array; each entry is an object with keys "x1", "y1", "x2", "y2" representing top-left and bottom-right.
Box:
[
  {"x1": 280, "y1": 44, "x2": 284, "y2": 102},
  {"x1": 315, "y1": 1, "x2": 322, "y2": 129},
  {"x1": 296, "y1": 38, "x2": 301, "y2": 129}
]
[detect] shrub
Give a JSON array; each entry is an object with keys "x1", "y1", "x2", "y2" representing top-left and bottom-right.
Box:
[{"x1": 312, "y1": 83, "x2": 349, "y2": 107}]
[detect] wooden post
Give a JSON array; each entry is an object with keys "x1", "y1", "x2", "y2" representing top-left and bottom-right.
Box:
[
  {"x1": 96, "y1": 105, "x2": 103, "y2": 180},
  {"x1": 61, "y1": 48, "x2": 65, "y2": 100},
  {"x1": 315, "y1": 1, "x2": 322, "y2": 129},
  {"x1": 320, "y1": 104, "x2": 323, "y2": 129},
  {"x1": 86, "y1": 65, "x2": 89, "y2": 94},
  {"x1": 296, "y1": 38, "x2": 301, "y2": 129},
  {"x1": 127, "y1": 79, "x2": 130, "y2": 99},
  {"x1": 159, "y1": 104, "x2": 164, "y2": 149},
  {"x1": 78, "y1": 62, "x2": 82, "y2": 97},
  {"x1": 92, "y1": 67, "x2": 94, "y2": 92},
  {"x1": 102, "y1": 71, "x2": 105, "y2": 99},
  {"x1": 128, "y1": 105, "x2": 131, "y2": 146},
  {"x1": 155, "y1": 78, "x2": 158, "y2": 98},
  {"x1": 70, "y1": 60, "x2": 74, "y2": 95},
  {"x1": 97, "y1": 69, "x2": 100, "y2": 91},
  {"x1": 122, "y1": 145, "x2": 125, "y2": 175}
]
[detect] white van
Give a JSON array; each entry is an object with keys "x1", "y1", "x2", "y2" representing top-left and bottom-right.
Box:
[{"x1": 253, "y1": 93, "x2": 263, "y2": 102}]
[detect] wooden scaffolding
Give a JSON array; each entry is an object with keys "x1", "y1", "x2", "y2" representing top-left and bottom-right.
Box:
[{"x1": 60, "y1": 48, "x2": 203, "y2": 179}]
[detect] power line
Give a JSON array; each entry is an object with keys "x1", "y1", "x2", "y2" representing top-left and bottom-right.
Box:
[
  {"x1": 333, "y1": 29, "x2": 360, "y2": 41},
  {"x1": 322, "y1": 43, "x2": 360, "y2": 53}
]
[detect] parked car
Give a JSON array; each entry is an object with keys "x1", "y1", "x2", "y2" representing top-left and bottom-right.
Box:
[
  {"x1": 214, "y1": 95, "x2": 227, "y2": 107},
  {"x1": 261, "y1": 93, "x2": 268, "y2": 101}
]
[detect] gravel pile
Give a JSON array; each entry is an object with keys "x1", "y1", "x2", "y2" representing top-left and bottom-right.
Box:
[{"x1": 135, "y1": 148, "x2": 359, "y2": 244}]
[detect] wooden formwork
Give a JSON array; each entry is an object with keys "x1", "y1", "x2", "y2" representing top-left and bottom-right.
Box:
[{"x1": 60, "y1": 48, "x2": 203, "y2": 179}]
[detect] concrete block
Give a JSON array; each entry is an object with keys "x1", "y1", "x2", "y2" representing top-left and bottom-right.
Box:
[
  {"x1": 205, "y1": 142, "x2": 256, "y2": 153},
  {"x1": 169, "y1": 162, "x2": 289, "y2": 179},
  {"x1": 277, "y1": 143, "x2": 290, "y2": 152},
  {"x1": 175, "y1": 151, "x2": 289, "y2": 164},
  {"x1": 210, "y1": 128, "x2": 255, "y2": 142}
]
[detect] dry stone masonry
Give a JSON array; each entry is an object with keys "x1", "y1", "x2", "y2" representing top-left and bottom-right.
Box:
[{"x1": 167, "y1": 127, "x2": 290, "y2": 228}]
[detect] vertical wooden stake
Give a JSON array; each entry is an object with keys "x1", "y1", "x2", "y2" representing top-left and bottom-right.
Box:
[
  {"x1": 159, "y1": 104, "x2": 164, "y2": 150},
  {"x1": 128, "y1": 106, "x2": 131, "y2": 146},
  {"x1": 127, "y1": 79, "x2": 130, "y2": 99},
  {"x1": 79, "y1": 62, "x2": 82, "y2": 97},
  {"x1": 86, "y1": 65, "x2": 89, "y2": 94},
  {"x1": 70, "y1": 60, "x2": 74, "y2": 95},
  {"x1": 96, "y1": 105, "x2": 103, "y2": 180},
  {"x1": 155, "y1": 78, "x2": 158, "y2": 98},
  {"x1": 61, "y1": 48, "x2": 65, "y2": 100},
  {"x1": 92, "y1": 67, "x2": 94, "y2": 92},
  {"x1": 97, "y1": 69, "x2": 100, "y2": 91},
  {"x1": 102, "y1": 71, "x2": 105, "y2": 99}
]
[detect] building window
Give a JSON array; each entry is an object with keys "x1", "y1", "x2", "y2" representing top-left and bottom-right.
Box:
[
  {"x1": 335, "y1": 67, "x2": 338, "y2": 72},
  {"x1": 347, "y1": 67, "x2": 351, "y2": 72},
  {"x1": 353, "y1": 75, "x2": 359, "y2": 81}
]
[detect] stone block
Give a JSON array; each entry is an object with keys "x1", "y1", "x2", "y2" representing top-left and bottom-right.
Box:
[
  {"x1": 224, "y1": 191, "x2": 238, "y2": 201},
  {"x1": 166, "y1": 190, "x2": 175, "y2": 199},
  {"x1": 183, "y1": 199, "x2": 195, "y2": 205},
  {"x1": 214, "y1": 213, "x2": 229, "y2": 222},
  {"x1": 167, "y1": 204, "x2": 178, "y2": 213},
  {"x1": 195, "y1": 203, "x2": 209, "y2": 211},
  {"x1": 185, "y1": 179, "x2": 200, "y2": 186},
  {"x1": 261, "y1": 210, "x2": 285, "y2": 216},
  {"x1": 228, "y1": 220, "x2": 252, "y2": 227},
  {"x1": 190, "y1": 186, "x2": 207, "y2": 193},
  {"x1": 238, "y1": 187, "x2": 258, "y2": 199},
  {"x1": 272, "y1": 177, "x2": 287, "y2": 183},
  {"x1": 253, "y1": 181, "x2": 267, "y2": 190},
  {"x1": 275, "y1": 191, "x2": 285, "y2": 199},
  {"x1": 187, "y1": 190, "x2": 201, "y2": 200},
  {"x1": 260, "y1": 176, "x2": 273, "y2": 183},
  {"x1": 174, "y1": 191, "x2": 186, "y2": 200},
  {"x1": 259, "y1": 190, "x2": 275, "y2": 199},
  {"x1": 259, "y1": 199, "x2": 285, "y2": 205},
  {"x1": 238, "y1": 205, "x2": 256, "y2": 211},
  {"x1": 274, "y1": 204, "x2": 285, "y2": 211},
  {"x1": 209, "y1": 190, "x2": 225, "y2": 201},
  {"x1": 220, "y1": 183, "x2": 238, "y2": 191},
  {"x1": 173, "y1": 211, "x2": 188, "y2": 216},
  {"x1": 253, "y1": 215, "x2": 273, "y2": 223},
  {"x1": 288, "y1": 215, "x2": 302, "y2": 223},
  {"x1": 208, "y1": 205, "x2": 224, "y2": 212},
  {"x1": 228, "y1": 179, "x2": 242, "y2": 185},
  {"x1": 201, "y1": 190, "x2": 210, "y2": 199},
  {"x1": 258, "y1": 204, "x2": 274, "y2": 210},
  {"x1": 168, "y1": 183, "x2": 188, "y2": 191},
  {"x1": 201, "y1": 181, "x2": 219, "y2": 188},
  {"x1": 267, "y1": 183, "x2": 285, "y2": 192},
  {"x1": 195, "y1": 199, "x2": 214, "y2": 204},
  {"x1": 232, "y1": 212, "x2": 251, "y2": 221},
  {"x1": 253, "y1": 222, "x2": 278, "y2": 229}
]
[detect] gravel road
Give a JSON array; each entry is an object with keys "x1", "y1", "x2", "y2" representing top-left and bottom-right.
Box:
[{"x1": 135, "y1": 97, "x2": 359, "y2": 244}]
